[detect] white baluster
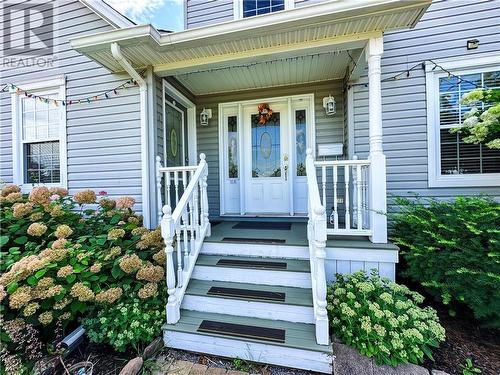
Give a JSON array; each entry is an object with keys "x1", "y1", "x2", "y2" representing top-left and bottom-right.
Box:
[
  {"x1": 165, "y1": 172, "x2": 171, "y2": 207},
  {"x1": 175, "y1": 223, "x2": 182, "y2": 287},
  {"x1": 356, "y1": 164, "x2": 362, "y2": 230},
  {"x1": 321, "y1": 165, "x2": 326, "y2": 207},
  {"x1": 333, "y1": 165, "x2": 338, "y2": 230},
  {"x1": 174, "y1": 171, "x2": 179, "y2": 206},
  {"x1": 182, "y1": 207, "x2": 190, "y2": 271},
  {"x1": 182, "y1": 170, "x2": 187, "y2": 196},
  {"x1": 161, "y1": 206, "x2": 179, "y2": 324},
  {"x1": 344, "y1": 165, "x2": 350, "y2": 230},
  {"x1": 189, "y1": 196, "x2": 195, "y2": 253},
  {"x1": 156, "y1": 156, "x2": 163, "y2": 225}
]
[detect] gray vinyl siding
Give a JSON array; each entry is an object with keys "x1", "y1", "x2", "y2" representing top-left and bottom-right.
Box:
[
  {"x1": 0, "y1": 1, "x2": 143, "y2": 210},
  {"x1": 194, "y1": 80, "x2": 344, "y2": 218},
  {"x1": 352, "y1": 0, "x2": 500, "y2": 210},
  {"x1": 185, "y1": 0, "x2": 233, "y2": 29}
]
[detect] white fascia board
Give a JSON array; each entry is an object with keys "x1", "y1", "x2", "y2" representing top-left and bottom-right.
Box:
[{"x1": 71, "y1": 0, "x2": 430, "y2": 51}]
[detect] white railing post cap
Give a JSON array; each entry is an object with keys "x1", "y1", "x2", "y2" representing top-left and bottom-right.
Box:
[
  {"x1": 162, "y1": 205, "x2": 172, "y2": 216},
  {"x1": 199, "y1": 153, "x2": 206, "y2": 161},
  {"x1": 156, "y1": 155, "x2": 162, "y2": 163}
]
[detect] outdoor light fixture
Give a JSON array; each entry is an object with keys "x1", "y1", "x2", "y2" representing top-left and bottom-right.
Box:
[
  {"x1": 467, "y1": 39, "x2": 479, "y2": 50},
  {"x1": 323, "y1": 95, "x2": 336, "y2": 115},
  {"x1": 200, "y1": 108, "x2": 212, "y2": 126}
]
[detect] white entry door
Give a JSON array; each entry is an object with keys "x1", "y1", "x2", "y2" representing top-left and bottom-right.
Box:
[{"x1": 243, "y1": 103, "x2": 290, "y2": 214}]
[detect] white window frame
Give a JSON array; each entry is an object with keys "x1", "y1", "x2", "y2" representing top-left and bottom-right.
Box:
[
  {"x1": 11, "y1": 76, "x2": 67, "y2": 191},
  {"x1": 234, "y1": 0, "x2": 294, "y2": 20},
  {"x1": 425, "y1": 53, "x2": 500, "y2": 188}
]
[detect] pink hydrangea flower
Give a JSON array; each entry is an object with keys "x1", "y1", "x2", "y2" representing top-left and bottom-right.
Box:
[
  {"x1": 50, "y1": 194, "x2": 60, "y2": 201},
  {"x1": 99, "y1": 191, "x2": 108, "y2": 196}
]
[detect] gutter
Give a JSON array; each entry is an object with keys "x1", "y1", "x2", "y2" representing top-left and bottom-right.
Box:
[{"x1": 110, "y1": 42, "x2": 151, "y2": 229}]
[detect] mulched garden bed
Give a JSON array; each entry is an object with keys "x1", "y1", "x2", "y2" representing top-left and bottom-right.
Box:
[{"x1": 397, "y1": 275, "x2": 500, "y2": 375}]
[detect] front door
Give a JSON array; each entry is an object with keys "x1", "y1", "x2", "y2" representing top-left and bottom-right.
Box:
[
  {"x1": 164, "y1": 101, "x2": 186, "y2": 167},
  {"x1": 243, "y1": 103, "x2": 290, "y2": 214}
]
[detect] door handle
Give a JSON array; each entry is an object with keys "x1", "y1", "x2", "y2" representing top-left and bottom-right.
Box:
[{"x1": 283, "y1": 154, "x2": 289, "y2": 181}]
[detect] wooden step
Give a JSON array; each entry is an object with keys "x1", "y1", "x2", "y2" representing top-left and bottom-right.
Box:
[
  {"x1": 163, "y1": 310, "x2": 333, "y2": 373},
  {"x1": 192, "y1": 255, "x2": 311, "y2": 287},
  {"x1": 182, "y1": 280, "x2": 314, "y2": 323}
]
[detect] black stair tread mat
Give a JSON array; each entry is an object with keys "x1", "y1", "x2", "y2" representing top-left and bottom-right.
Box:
[
  {"x1": 186, "y1": 280, "x2": 313, "y2": 306},
  {"x1": 221, "y1": 237, "x2": 286, "y2": 244},
  {"x1": 198, "y1": 320, "x2": 286, "y2": 343},
  {"x1": 207, "y1": 286, "x2": 286, "y2": 302},
  {"x1": 216, "y1": 258, "x2": 287, "y2": 269},
  {"x1": 232, "y1": 222, "x2": 292, "y2": 230},
  {"x1": 196, "y1": 255, "x2": 310, "y2": 273}
]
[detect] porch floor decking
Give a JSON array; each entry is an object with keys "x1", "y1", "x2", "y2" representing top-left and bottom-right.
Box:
[{"x1": 207, "y1": 221, "x2": 399, "y2": 251}]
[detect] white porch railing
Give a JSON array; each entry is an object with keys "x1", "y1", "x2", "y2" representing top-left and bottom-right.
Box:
[
  {"x1": 157, "y1": 154, "x2": 210, "y2": 324},
  {"x1": 314, "y1": 157, "x2": 371, "y2": 236},
  {"x1": 305, "y1": 149, "x2": 329, "y2": 345}
]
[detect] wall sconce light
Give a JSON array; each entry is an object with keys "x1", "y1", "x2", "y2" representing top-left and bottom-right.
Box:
[
  {"x1": 467, "y1": 39, "x2": 479, "y2": 50},
  {"x1": 323, "y1": 95, "x2": 336, "y2": 115},
  {"x1": 200, "y1": 108, "x2": 212, "y2": 126}
]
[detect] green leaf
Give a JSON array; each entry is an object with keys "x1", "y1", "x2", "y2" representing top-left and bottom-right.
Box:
[
  {"x1": 27, "y1": 276, "x2": 38, "y2": 285},
  {"x1": 111, "y1": 264, "x2": 124, "y2": 279},
  {"x1": 96, "y1": 238, "x2": 107, "y2": 246},
  {"x1": 8, "y1": 247, "x2": 20, "y2": 255},
  {"x1": 0, "y1": 235, "x2": 9, "y2": 247},
  {"x1": 6, "y1": 282, "x2": 18, "y2": 294},
  {"x1": 14, "y1": 236, "x2": 28, "y2": 245},
  {"x1": 35, "y1": 268, "x2": 47, "y2": 279},
  {"x1": 66, "y1": 274, "x2": 76, "y2": 284},
  {"x1": 110, "y1": 215, "x2": 121, "y2": 225}
]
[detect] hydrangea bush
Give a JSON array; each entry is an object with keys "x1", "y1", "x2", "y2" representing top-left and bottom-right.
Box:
[
  {"x1": 0, "y1": 184, "x2": 167, "y2": 367},
  {"x1": 327, "y1": 271, "x2": 446, "y2": 367},
  {"x1": 83, "y1": 292, "x2": 165, "y2": 352}
]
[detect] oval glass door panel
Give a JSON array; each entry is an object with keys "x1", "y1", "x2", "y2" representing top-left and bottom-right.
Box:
[{"x1": 251, "y1": 113, "x2": 281, "y2": 178}]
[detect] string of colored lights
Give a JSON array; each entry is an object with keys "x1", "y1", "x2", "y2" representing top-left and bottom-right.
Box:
[{"x1": 0, "y1": 78, "x2": 139, "y2": 106}]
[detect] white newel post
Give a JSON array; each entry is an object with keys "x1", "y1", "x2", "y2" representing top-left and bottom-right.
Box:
[
  {"x1": 161, "y1": 205, "x2": 180, "y2": 323},
  {"x1": 314, "y1": 206, "x2": 329, "y2": 345},
  {"x1": 366, "y1": 37, "x2": 388, "y2": 243},
  {"x1": 199, "y1": 153, "x2": 211, "y2": 237},
  {"x1": 156, "y1": 156, "x2": 163, "y2": 225}
]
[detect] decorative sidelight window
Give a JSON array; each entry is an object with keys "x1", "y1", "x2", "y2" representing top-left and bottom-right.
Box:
[
  {"x1": 295, "y1": 109, "x2": 307, "y2": 176},
  {"x1": 227, "y1": 115, "x2": 239, "y2": 178}
]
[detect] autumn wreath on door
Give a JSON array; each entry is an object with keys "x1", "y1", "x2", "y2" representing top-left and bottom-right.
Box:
[{"x1": 257, "y1": 103, "x2": 273, "y2": 124}]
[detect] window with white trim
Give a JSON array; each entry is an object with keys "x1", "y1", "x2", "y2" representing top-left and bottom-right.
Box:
[
  {"x1": 235, "y1": 0, "x2": 293, "y2": 19},
  {"x1": 426, "y1": 58, "x2": 500, "y2": 187},
  {"x1": 243, "y1": 0, "x2": 284, "y2": 17},
  {"x1": 12, "y1": 77, "x2": 67, "y2": 189}
]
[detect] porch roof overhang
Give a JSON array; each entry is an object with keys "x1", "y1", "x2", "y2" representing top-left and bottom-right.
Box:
[{"x1": 71, "y1": 0, "x2": 430, "y2": 95}]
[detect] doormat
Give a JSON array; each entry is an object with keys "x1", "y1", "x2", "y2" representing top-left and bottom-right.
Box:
[
  {"x1": 216, "y1": 258, "x2": 287, "y2": 269},
  {"x1": 232, "y1": 221, "x2": 292, "y2": 230},
  {"x1": 198, "y1": 320, "x2": 286, "y2": 343},
  {"x1": 221, "y1": 237, "x2": 286, "y2": 244},
  {"x1": 207, "y1": 286, "x2": 286, "y2": 302}
]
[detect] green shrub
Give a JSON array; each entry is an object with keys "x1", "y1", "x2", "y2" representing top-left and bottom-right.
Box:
[
  {"x1": 83, "y1": 291, "x2": 166, "y2": 352},
  {"x1": 0, "y1": 185, "x2": 167, "y2": 368},
  {"x1": 391, "y1": 196, "x2": 500, "y2": 326},
  {"x1": 327, "y1": 271, "x2": 445, "y2": 366}
]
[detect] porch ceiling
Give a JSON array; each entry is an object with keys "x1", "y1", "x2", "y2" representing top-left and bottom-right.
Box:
[
  {"x1": 71, "y1": 0, "x2": 431, "y2": 87},
  {"x1": 174, "y1": 50, "x2": 355, "y2": 95}
]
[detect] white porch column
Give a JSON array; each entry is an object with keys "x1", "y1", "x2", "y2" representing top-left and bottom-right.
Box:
[{"x1": 366, "y1": 37, "x2": 387, "y2": 243}]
